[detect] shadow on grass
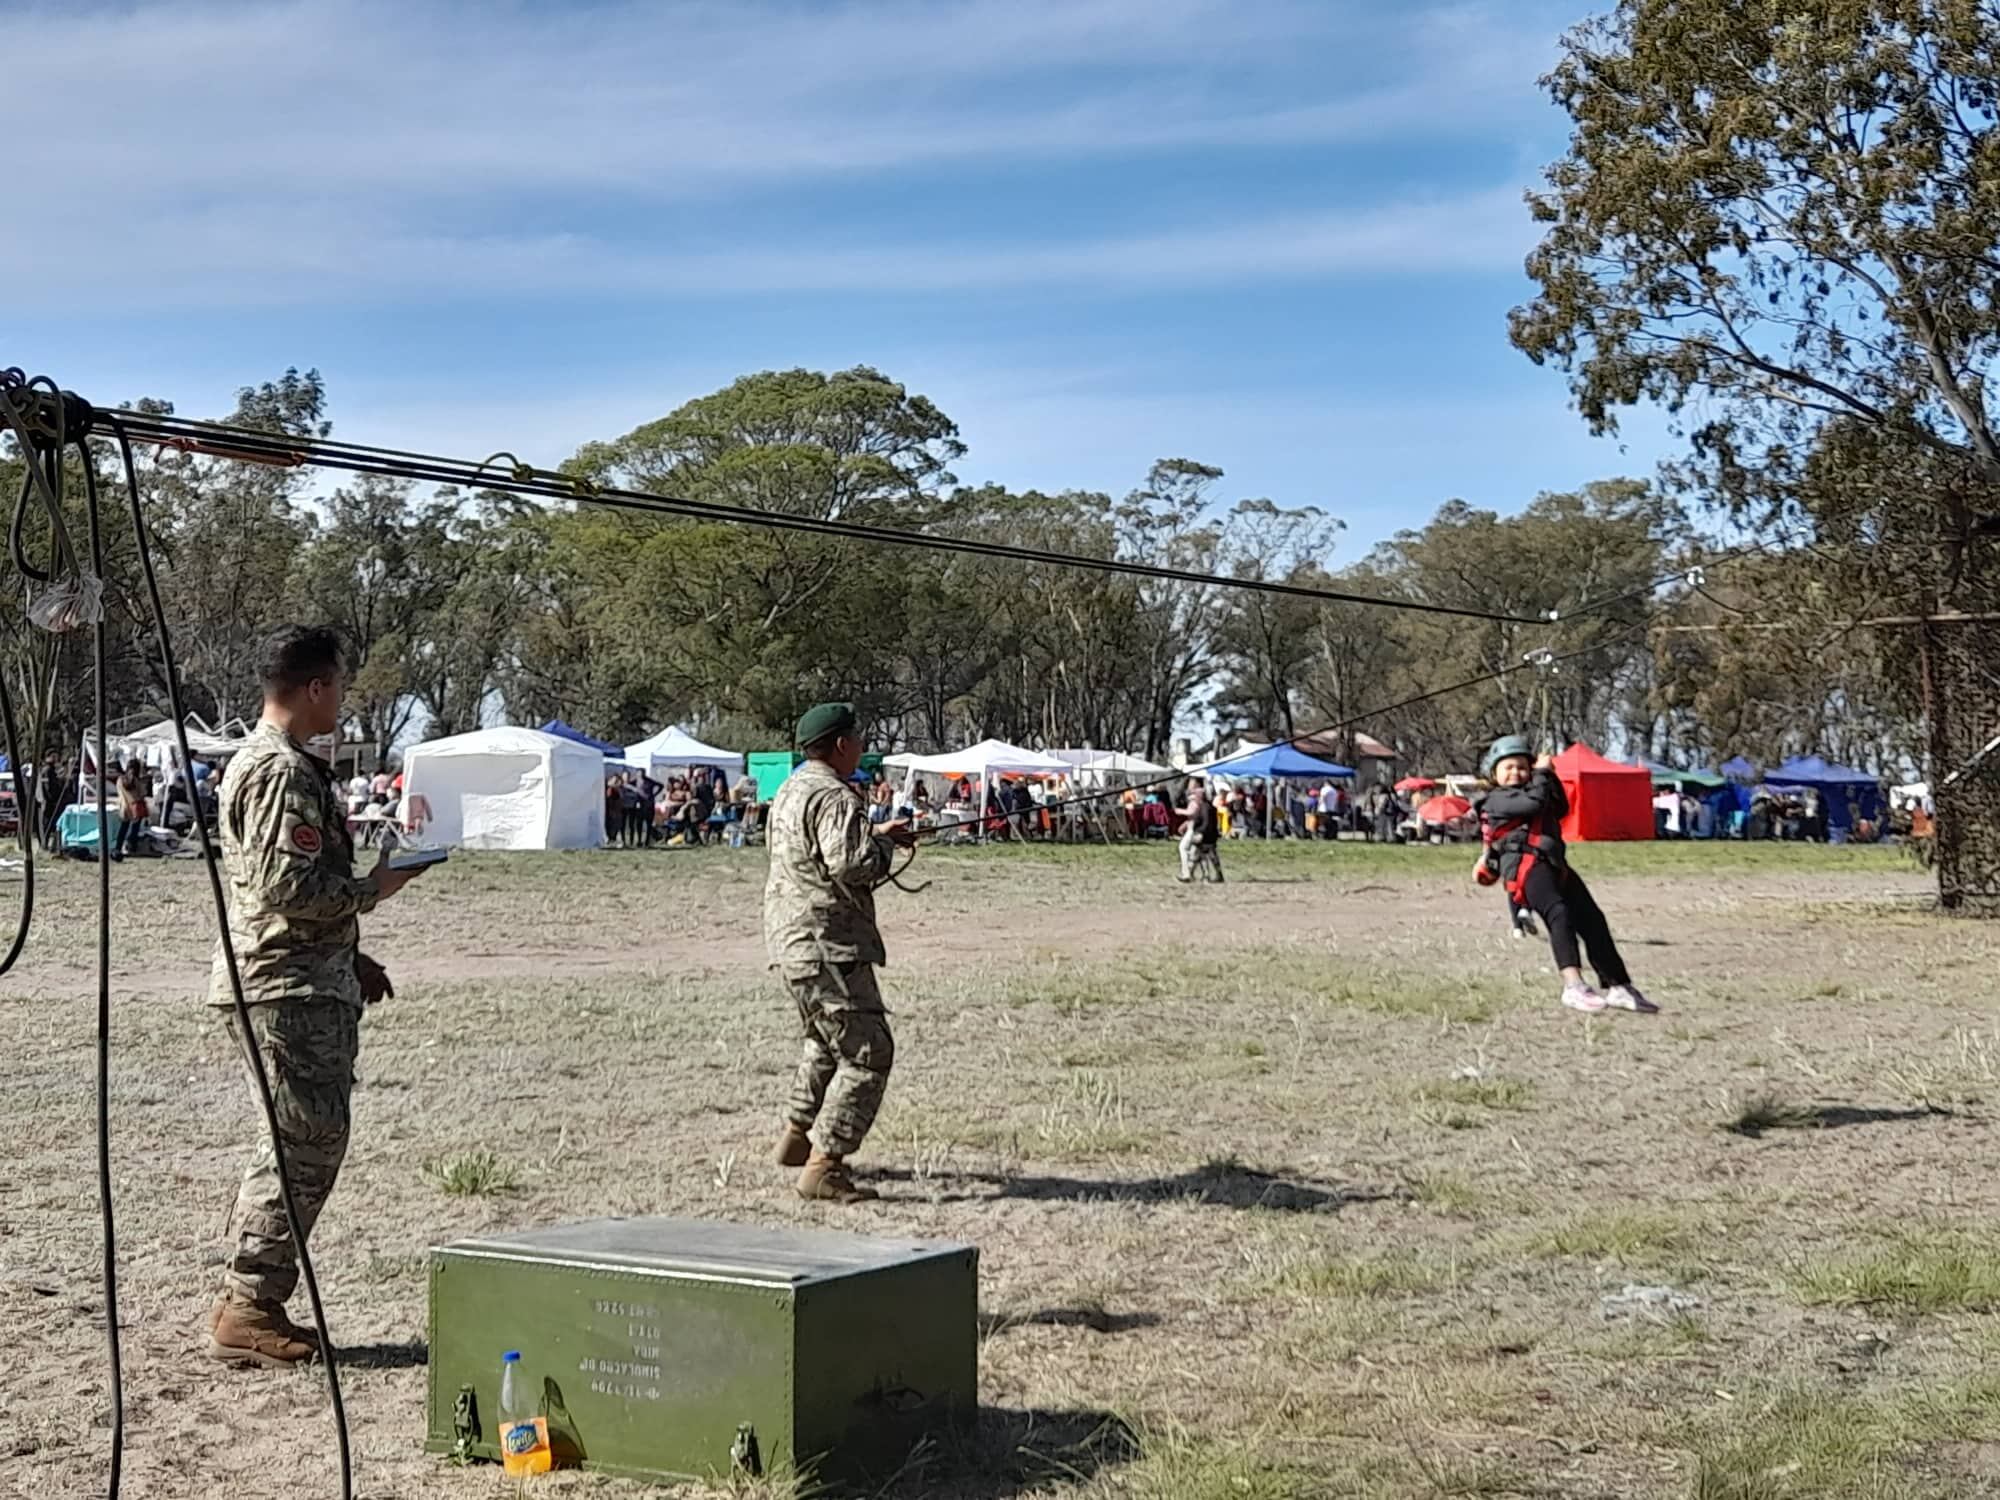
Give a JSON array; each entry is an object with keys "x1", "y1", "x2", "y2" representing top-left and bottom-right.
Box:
[
  {"x1": 336, "y1": 1338, "x2": 428, "y2": 1369},
  {"x1": 1725, "y1": 1102, "x2": 1951, "y2": 1139},
  {"x1": 859, "y1": 1405, "x2": 1138, "y2": 1500},
  {"x1": 880, "y1": 1158, "x2": 1395, "y2": 1213},
  {"x1": 978, "y1": 1307, "x2": 1163, "y2": 1337}
]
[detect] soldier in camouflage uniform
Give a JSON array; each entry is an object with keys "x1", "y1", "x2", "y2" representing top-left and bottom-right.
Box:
[
  {"x1": 765, "y1": 703, "x2": 914, "y2": 1204},
  {"x1": 206, "y1": 626, "x2": 428, "y2": 1367}
]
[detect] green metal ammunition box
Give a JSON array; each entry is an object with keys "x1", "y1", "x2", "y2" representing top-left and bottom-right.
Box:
[{"x1": 425, "y1": 1216, "x2": 978, "y2": 1484}]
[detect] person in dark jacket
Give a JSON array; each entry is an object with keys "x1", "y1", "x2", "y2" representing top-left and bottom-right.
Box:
[{"x1": 1475, "y1": 735, "x2": 1655, "y2": 1014}]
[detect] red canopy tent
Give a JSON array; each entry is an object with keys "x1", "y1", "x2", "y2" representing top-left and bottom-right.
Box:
[{"x1": 1551, "y1": 743, "x2": 1655, "y2": 842}]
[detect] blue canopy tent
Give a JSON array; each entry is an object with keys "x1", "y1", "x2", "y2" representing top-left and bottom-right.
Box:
[
  {"x1": 1203, "y1": 743, "x2": 1356, "y2": 780},
  {"x1": 1200, "y1": 742, "x2": 1355, "y2": 839},
  {"x1": 1686, "y1": 767, "x2": 1744, "y2": 834},
  {"x1": 538, "y1": 719, "x2": 623, "y2": 757},
  {"x1": 1765, "y1": 755, "x2": 1884, "y2": 836},
  {"x1": 1719, "y1": 756, "x2": 1760, "y2": 782}
]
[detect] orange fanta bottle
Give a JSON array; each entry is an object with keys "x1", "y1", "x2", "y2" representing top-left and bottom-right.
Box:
[{"x1": 498, "y1": 1351, "x2": 552, "y2": 1476}]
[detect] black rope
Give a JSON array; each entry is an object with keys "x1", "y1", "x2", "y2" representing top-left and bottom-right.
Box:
[
  {"x1": 105, "y1": 415, "x2": 357, "y2": 1500},
  {"x1": 78, "y1": 436, "x2": 125, "y2": 1500},
  {"x1": 108, "y1": 409, "x2": 1562, "y2": 627},
  {"x1": 0, "y1": 641, "x2": 36, "y2": 973},
  {"x1": 108, "y1": 409, "x2": 1845, "y2": 633}
]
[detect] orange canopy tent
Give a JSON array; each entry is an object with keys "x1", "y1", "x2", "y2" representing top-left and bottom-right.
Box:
[{"x1": 1551, "y1": 742, "x2": 1655, "y2": 842}]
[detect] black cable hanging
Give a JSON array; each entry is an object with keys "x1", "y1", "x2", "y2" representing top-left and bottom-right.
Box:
[
  {"x1": 109, "y1": 408, "x2": 1584, "y2": 627},
  {"x1": 78, "y1": 439, "x2": 125, "y2": 1500},
  {"x1": 104, "y1": 415, "x2": 358, "y2": 1500},
  {"x1": 2, "y1": 373, "x2": 359, "y2": 1500}
]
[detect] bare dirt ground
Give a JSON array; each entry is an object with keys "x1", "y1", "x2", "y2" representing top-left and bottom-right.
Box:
[{"x1": 4, "y1": 840, "x2": 1998, "y2": 1499}]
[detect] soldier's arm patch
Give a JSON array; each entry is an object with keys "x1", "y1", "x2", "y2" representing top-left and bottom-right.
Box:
[{"x1": 279, "y1": 810, "x2": 323, "y2": 856}]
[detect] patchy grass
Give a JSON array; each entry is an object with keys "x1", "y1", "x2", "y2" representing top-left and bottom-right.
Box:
[
  {"x1": 1795, "y1": 1230, "x2": 2000, "y2": 1313},
  {"x1": 421, "y1": 1149, "x2": 520, "y2": 1197},
  {"x1": 10, "y1": 838, "x2": 1998, "y2": 1500},
  {"x1": 1243, "y1": 1243, "x2": 1444, "y2": 1300},
  {"x1": 1060, "y1": 1418, "x2": 1320, "y2": 1500},
  {"x1": 1880, "y1": 1027, "x2": 1997, "y2": 1112},
  {"x1": 1033, "y1": 1070, "x2": 1147, "y2": 1158},
  {"x1": 1006, "y1": 946, "x2": 1512, "y2": 1024},
  {"x1": 1416, "y1": 1075, "x2": 1536, "y2": 1112},
  {"x1": 1524, "y1": 1208, "x2": 1703, "y2": 1266},
  {"x1": 1403, "y1": 1170, "x2": 1491, "y2": 1216},
  {"x1": 1683, "y1": 1389, "x2": 1923, "y2": 1500}
]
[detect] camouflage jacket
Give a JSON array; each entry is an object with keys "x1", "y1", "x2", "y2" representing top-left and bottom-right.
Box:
[
  {"x1": 207, "y1": 720, "x2": 377, "y2": 1008},
  {"x1": 763, "y1": 758, "x2": 893, "y2": 976}
]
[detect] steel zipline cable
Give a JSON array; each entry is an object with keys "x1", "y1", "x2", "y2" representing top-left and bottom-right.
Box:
[{"x1": 105, "y1": 406, "x2": 1740, "y2": 630}]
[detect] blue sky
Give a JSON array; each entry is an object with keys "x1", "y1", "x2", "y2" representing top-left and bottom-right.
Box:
[{"x1": 6, "y1": 0, "x2": 1671, "y2": 554}]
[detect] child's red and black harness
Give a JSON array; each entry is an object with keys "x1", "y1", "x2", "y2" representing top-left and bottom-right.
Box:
[{"x1": 1480, "y1": 808, "x2": 1564, "y2": 903}]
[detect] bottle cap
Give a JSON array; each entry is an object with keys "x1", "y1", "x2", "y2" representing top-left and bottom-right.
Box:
[{"x1": 503, "y1": 1350, "x2": 520, "y2": 1362}]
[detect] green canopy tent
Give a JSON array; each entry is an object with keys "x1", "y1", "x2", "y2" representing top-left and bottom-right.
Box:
[{"x1": 1635, "y1": 759, "x2": 1728, "y2": 791}]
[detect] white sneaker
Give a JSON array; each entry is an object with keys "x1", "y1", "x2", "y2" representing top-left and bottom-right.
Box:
[
  {"x1": 1561, "y1": 984, "x2": 1607, "y2": 1013},
  {"x1": 1514, "y1": 914, "x2": 1539, "y2": 939},
  {"x1": 1604, "y1": 985, "x2": 1659, "y2": 1013}
]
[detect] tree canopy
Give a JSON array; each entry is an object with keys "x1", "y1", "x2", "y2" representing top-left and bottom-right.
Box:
[
  {"x1": 1513, "y1": 0, "x2": 2000, "y2": 901},
  {"x1": 0, "y1": 360, "x2": 1927, "y2": 786}
]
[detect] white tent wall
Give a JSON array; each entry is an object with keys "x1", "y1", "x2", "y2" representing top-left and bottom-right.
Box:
[
  {"x1": 401, "y1": 727, "x2": 605, "y2": 851},
  {"x1": 624, "y1": 726, "x2": 745, "y2": 776}
]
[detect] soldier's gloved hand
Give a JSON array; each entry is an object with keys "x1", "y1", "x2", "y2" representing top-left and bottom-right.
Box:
[{"x1": 356, "y1": 951, "x2": 395, "y2": 1006}]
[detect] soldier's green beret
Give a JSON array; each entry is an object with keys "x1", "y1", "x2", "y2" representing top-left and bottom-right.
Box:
[{"x1": 796, "y1": 701, "x2": 858, "y2": 748}]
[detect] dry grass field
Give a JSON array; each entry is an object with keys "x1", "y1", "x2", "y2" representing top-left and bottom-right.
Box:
[{"x1": 4, "y1": 839, "x2": 1998, "y2": 1499}]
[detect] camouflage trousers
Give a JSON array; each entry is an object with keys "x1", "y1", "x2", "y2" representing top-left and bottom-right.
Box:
[
  {"x1": 220, "y1": 1000, "x2": 360, "y2": 1306},
  {"x1": 782, "y1": 963, "x2": 894, "y2": 1159}
]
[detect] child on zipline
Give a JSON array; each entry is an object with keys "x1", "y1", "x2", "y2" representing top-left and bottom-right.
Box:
[{"x1": 1474, "y1": 735, "x2": 1656, "y2": 1014}]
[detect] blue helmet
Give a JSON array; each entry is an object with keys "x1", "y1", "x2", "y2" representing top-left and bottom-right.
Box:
[{"x1": 1481, "y1": 734, "x2": 1533, "y2": 779}]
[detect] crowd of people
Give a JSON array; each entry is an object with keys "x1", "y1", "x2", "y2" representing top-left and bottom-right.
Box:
[
  {"x1": 603, "y1": 765, "x2": 759, "y2": 848},
  {"x1": 1192, "y1": 780, "x2": 1415, "y2": 842},
  {"x1": 6, "y1": 755, "x2": 224, "y2": 859},
  {"x1": 840, "y1": 768, "x2": 1429, "y2": 846}
]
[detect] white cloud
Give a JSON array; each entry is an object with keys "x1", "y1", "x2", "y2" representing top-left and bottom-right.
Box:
[
  {"x1": 3, "y1": 0, "x2": 1570, "y2": 306},
  {"x1": 2, "y1": 184, "x2": 1533, "y2": 303}
]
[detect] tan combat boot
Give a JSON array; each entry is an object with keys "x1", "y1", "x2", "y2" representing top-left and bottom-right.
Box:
[
  {"x1": 208, "y1": 1297, "x2": 319, "y2": 1368},
  {"x1": 796, "y1": 1153, "x2": 878, "y2": 1204},
  {"x1": 773, "y1": 1122, "x2": 812, "y2": 1168}
]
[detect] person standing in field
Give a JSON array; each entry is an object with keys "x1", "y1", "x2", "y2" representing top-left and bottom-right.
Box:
[
  {"x1": 765, "y1": 703, "x2": 914, "y2": 1204},
  {"x1": 1174, "y1": 772, "x2": 1221, "y2": 882},
  {"x1": 204, "y1": 626, "x2": 429, "y2": 1367}
]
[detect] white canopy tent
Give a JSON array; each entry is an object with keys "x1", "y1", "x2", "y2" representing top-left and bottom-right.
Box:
[
  {"x1": 1077, "y1": 751, "x2": 1169, "y2": 776},
  {"x1": 888, "y1": 738, "x2": 1071, "y2": 840},
  {"x1": 623, "y1": 725, "x2": 745, "y2": 778},
  {"x1": 84, "y1": 717, "x2": 250, "y2": 787},
  {"x1": 401, "y1": 726, "x2": 605, "y2": 850}
]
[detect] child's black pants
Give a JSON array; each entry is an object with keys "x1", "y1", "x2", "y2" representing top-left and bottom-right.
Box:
[{"x1": 1519, "y1": 863, "x2": 1630, "y2": 988}]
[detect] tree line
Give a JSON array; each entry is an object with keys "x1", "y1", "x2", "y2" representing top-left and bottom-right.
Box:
[{"x1": 0, "y1": 363, "x2": 1924, "y2": 779}]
